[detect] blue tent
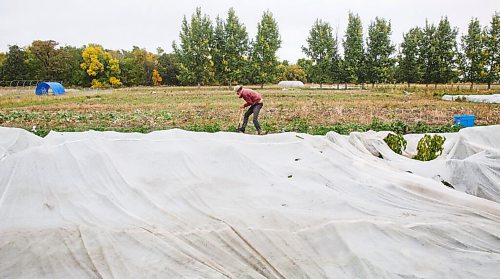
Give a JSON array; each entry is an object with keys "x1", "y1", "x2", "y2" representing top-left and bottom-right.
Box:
[{"x1": 35, "y1": 82, "x2": 65, "y2": 95}]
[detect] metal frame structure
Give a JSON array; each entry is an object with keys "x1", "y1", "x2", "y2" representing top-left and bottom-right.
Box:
[{"x1": 0, "y1": 80, "x2": 64, "y2": 88}]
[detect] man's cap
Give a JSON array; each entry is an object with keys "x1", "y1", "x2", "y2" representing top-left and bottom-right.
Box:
[{"x1": 234, "y1": 85, "x2": 243, "y2": 93}]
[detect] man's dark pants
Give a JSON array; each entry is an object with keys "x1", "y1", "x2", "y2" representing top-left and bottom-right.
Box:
[{"x1": 240, "y1": 103, "x2": 263, "y2": 132}]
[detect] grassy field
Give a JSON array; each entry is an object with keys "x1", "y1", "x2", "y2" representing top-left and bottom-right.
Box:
[{"x1": 1, "y1": 84, "x2": 499, "y2": 137}]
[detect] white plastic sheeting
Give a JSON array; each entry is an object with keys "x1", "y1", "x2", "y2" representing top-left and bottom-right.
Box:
[
  {"x1": 278, "y1": 81, "x2": 304, "y2": 87},
  {"x1": 0, "y1": 126, "x2": 499, "y2": 278},
  {"x1": 442, "y1": 94, "x2": 500, "y2": 104}
]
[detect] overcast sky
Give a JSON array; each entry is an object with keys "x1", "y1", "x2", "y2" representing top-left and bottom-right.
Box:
[{"x1": 0, "y1": 0, "x2": 497, "y2": 62}]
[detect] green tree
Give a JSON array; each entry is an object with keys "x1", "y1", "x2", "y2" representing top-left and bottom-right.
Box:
[
  {"x1": 26, "y1": 40, "x2": 79, "y2": 83},
  {"x1": 212, "y1": 16, "x2": 226, "y2": 85},
  {"x1": 173, "y1": 7, "x2": 214, "y2": 87},
  {"x1": 460, "y1": 18, "x2": 486, "y2": 89},
  {"x1": 223, "y1": 8, "x2": 249, "y2": 86},
  {"x1": 337, "y1": 58, "x2": 349, "y2": 88},
  {"x1": 2, "y1": 45, "x2": 29, "y2": 81},
  {"x1": 302, "y1": 19, "x2": 337, "y2": 88},
  {"x1": 365, "y1": 17, "x2": 396, "y2": 85},
  {"x1": 157, "y1": 53, "x2": 180, "y2": 85},
  {"x1": 250, "y1": 11, "x2": 281, "y2": 88},
  {"x1": 26, "y1": 40, "x2": 59, "y2": 80},
  {"x1": 342, "y1": 13, "x2": 365, "y2": 85},
  {"x1": 398, "y1": 27, "x2": 424, "y2": 87},
  {"x1": 279, "y1": 64, "x2": 307, "y2": 83},
  {"x1": 0, "y1": 52, "x2": 6, "y2": 81},
  {"x1": 212, "y1": 9, "x2": 249, "y2": 87},
  {"x1": 297, "y1": 58, "x2": 313, "y2": 82},
  {"x1": 119, "y1": 46, "x2": 156, "y2": 86},
  {"x1": 331, "y1": 34, "x2": 342, "y2": 86},
  {"x1": 59, "y1": 46, "x2": 85, "y2": 86},
  {"x1": 436, "y1": 17, "x2": 459, "y2": 84},
  {"x1": 484, "y1": 12, "x2": 500, "y2": 89},
  {"x1": 420, "y1": 20, "x2": 439, "y2": 86}
]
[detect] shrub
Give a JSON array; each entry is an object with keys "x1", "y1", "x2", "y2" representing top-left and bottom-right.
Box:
[
  {"x1": 384, "y1": 133, "x2": 407, "y2": 155},
  {"x1": 414, "y1": 134, "x2": 446, "y2": 161},
  {"x1": 91, "y1": 79, "x2": 102, "y2": 89},
  {"x1": 109, "y1": 76, "x2": 123, "y2": 88}
]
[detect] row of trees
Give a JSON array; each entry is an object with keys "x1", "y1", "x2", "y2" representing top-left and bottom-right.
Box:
[
  {"x1": 0, "y1": 41, "x2": 181, "y2": 88},
  {"x1": 0, "y1": 9, "x2": 498, "y2": 88},
  {"x1": 397, "y1": 14, "x2": 499, "y2": 89},
  {"x1": 302, "y1": 12, "x2": 499, "y2": 89},
  {"x1": 173, "y1": 8, "x2": 281, "y2": 88}
]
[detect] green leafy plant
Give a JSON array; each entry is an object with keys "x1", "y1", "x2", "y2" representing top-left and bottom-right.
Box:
[
  {"x1": 384, "y1": 133, "x2": 407, "y2": 155},
  {"x1": 414, "y1": 134, "x2": 446, "y2": 161}
]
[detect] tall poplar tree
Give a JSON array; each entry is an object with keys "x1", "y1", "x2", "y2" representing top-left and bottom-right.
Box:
[
  {"x1": 224, "y1": 8, "x2": 249, "y2": 86},
  {"x1": 250, "y1": 11, "x2": 281, "y2": 88},
  {"x1": 420, "y1": 21, "x2": 439, "y2": 86},
  {"x1": 484, "y1": 12, "x2": 499, "y2": 89},
  {"x1": 331, "y1": 34, "x2": 342, "y2": 86},
  {"x1": 436, "y1": 17, "x2": 459, "y2": 84},
  {"x1": 398, "y1": 27, "x2": 423, "y2": 87},
  {"x1": 212, "y1": 16, "x2": 226, "y2": 85},
  {"x1": 365, "y1": 17, "x2": 396, "y2": 85},
  {"x1": 173, "y1": 7, "x2": 214, "y2": 87},
  {"x1": 460, "y1": 18, "x2": 485, "y2": 89},
  {"x1": 342, "y1": 13, "x2": 365, "y2": 85},
  {"x1": 302, "y1": 19, "x2": 336, "y2": 88}
]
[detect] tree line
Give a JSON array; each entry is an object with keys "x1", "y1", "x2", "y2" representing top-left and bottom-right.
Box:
[
  {"x1": 0, "y1": 8, "x2": 498, "y2": 89},
  {"x1": 302, "y1": 12, "x2": 499, "y2": 89}
]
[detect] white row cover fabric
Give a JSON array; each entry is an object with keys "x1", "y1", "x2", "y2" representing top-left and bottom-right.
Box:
[
  {"x1": 442, "y1": 94, "x2": 500, "y2": 104},
  {"x1": 278, "y1": 81, "x2": 304, "y2": 87},
  {"x1": 0, "y1": 126, "x2": 499, "y2": 278}
]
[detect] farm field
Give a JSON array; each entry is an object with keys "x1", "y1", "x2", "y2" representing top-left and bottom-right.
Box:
[{"x1": 1, "y1": 84, "x2": 499, "y2": 136}]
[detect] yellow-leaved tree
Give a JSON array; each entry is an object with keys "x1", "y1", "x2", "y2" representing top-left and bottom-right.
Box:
[
  {"x1": 81, "y1": 44, "x2": 122, "y2": 88},
  {"x1": 152, "y1": 69, "x2": 162, "y2": 86}
]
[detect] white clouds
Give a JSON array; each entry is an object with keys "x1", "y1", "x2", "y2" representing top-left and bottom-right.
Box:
[{"x1": 0, "y1": 0, "x2": 497, "y2": 62}]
